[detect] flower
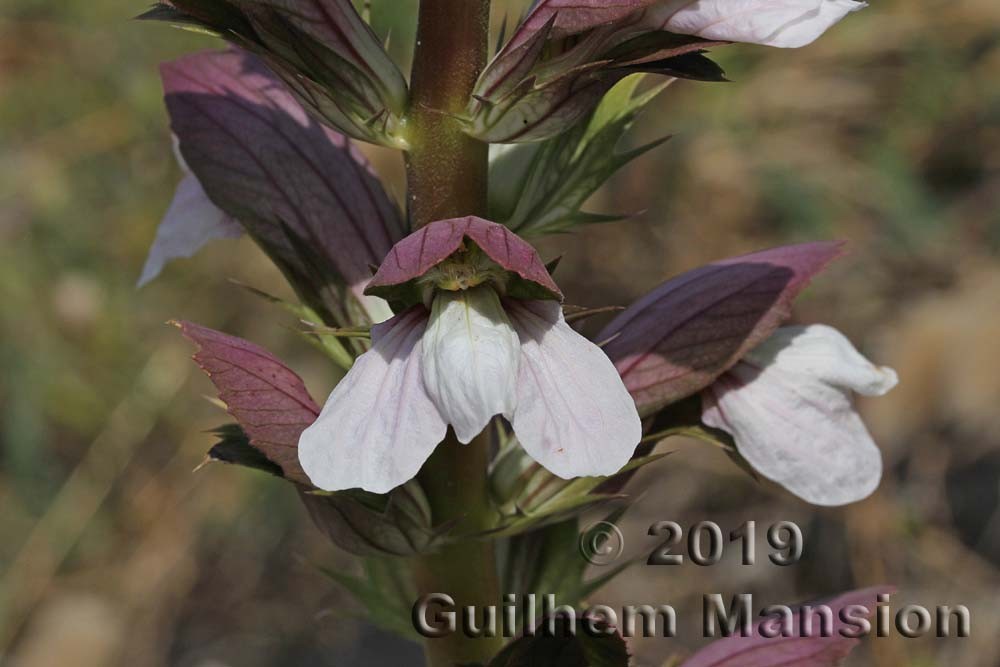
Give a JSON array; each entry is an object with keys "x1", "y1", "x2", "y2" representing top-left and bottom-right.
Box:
[
  {"x1": 298, "y1": 217, "x2": 642, "y2": 493},
  {"x1": 641, "y1": 0, "x2": 868, "y2": 49},
  {"x1": 508, "y1": 0, "x2": 866, "y2": 50},
  {"x1": 702, "y1": 324, "x2": 898, "y2": 506},
  {"x1": 138, "y1": 135, "x2": 242, "y2": 288},
  {"x1": 156, "y1": 49, "x2": 405, "y2": 326},
  {"x1": 470, "y1": 0, "x2": 865, "y2": 142}
]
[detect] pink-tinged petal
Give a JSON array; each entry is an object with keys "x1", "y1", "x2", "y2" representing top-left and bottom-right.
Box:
[
  {"x1": 703, "y1": 325, "x2": 897, "y2": 506},
  {"x1": 139, "y1": 171, "x2": 243, "y2": 287},
  {"x1": 506, "y1": 300, "x2": 642, "y2": 478},
  {"x1": 174, "y1": 321, "x2": 319, "y2": 485},
  {"x1": 601, "y1": 242, "x2": 844, "y2": 416},
  {"x1": 422, "y1": 287, "x2": 520, "y2": 444},
  {"x1": 366, "y1": 217, "x2": 562, "y2": 303},
  {"x1": 162, "y1": 48, "x2": 404, "y2": 321},
  {"x1": 646, "y1": 0, "x2": 866, "y2": 49},
  {"x1": 504, "y1": 0, "x2": 658, "y2": 53},
  {"x1": 681, "y1": 586, "x2": 894, "y2": 667},
  {"x1": 298, "y1": 308, "x2": 447, "y2": 493},
  {"x1": 743, "y1": 325, "x2": 898, "y2": 397}
]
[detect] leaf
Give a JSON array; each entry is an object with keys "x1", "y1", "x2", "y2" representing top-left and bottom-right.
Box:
[
  {"x1": 487, "y1": 617, "x2": 631, "y2": 667},
  {"x1": 174, "y1": 320, "x2": 318, "y2": 484},
  {"x1": 630, "y1": 51, "x2": 728, "y2": 83},
  {"x1": 604, "y1": 31, "x2": 728, "y2": 69},
  {"x1": 680, "y1": 587, "x2": 895, "y2": 667},
  {"x1": 487, "y1": 454, "x2": 666, "y2": 538},
  {"x1": 495, "y1": 74, "x2": 669, "y2": 235},
  {"x1": 473, "y1": 4, "x2": 726, "y2": 145},
  {"x1": 206, "y1": 423, "x2": 284, "y2": 477},
  {"x1": 320, "y1": 556, "x2": 419, "y2": 639},
  {"x1": 502, "y1": 507, "x2": 637, "y2": 622},
  {"x1": 232, "y1": 281, "x2": 357, "y2": 370},
  {"x1": 161, "y1": 0, "x2": 409, "y2": 144},
  {"x1": 476, "y1": 14, "x2": 556, "y2": 107},
  {"x1": 237, "y1": 0, "x2": 407, "y2": 109},
  {"x1": 301, "y1": 481, "x2": 447, "y2": 556},
  {"x1": 365, "y1": 217, "x2": 562, "y2": 307},
  {"x1": 597, "y1": 395, "x2": 754, "y2": 496},
  {"x1": 600, "y1": 242, "x2": 846, "y2": 416},
  {"x1": 469, "y1": 65, "x2": 620, "y2": 144},
  {"x1": 502, "y1": 0, "x2": 658, "y2": 53},
  {"x1": 139, "y1": 1, "x2": 254, "y2": 35},
  {"x1": 162, "y1": 48, "x2": 404, "y2": 327},
  {"x1": 136, "y1": 3, "x2": 223, "y2": 34}
]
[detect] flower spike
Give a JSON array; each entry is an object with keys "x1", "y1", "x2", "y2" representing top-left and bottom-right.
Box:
[{"x1": 300, "y1": 219, "x2": 641, "y2": 493}]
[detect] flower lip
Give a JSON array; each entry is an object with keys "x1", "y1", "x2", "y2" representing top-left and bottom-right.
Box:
[{"x1": 365, "y1": 216, "x2": 563, "y2": 307}]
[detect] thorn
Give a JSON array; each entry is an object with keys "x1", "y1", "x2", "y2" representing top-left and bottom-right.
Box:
[
  {"x1": 193, "y1": 456, "x2": 214, "y2": 473},
  {"x1": 203, "y1": 395, "x2": 228, "y2": 411},
  {"x1": 596, "y1": 331, "x2": 623, "y2": 349}
]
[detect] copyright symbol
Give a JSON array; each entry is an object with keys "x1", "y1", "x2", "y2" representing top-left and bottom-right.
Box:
[{"x1": 579, "y1": 521, "x2": 625, "y2": 566}]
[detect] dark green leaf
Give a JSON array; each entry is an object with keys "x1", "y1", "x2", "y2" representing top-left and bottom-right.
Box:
[
  {"x1": 320, "y1": 556, "x2": 419, "y2": 639},
  {"x1": 206, "y1": 423, "x2": 284, "y2": 477}
]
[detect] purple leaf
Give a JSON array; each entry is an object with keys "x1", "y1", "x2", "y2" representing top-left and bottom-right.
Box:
[
  {"x1": 600, "y1": 242, "x2": 844, "y2": 415},
  {"x1": 504, "y1": 0, "x2": 657, "y2": 53},
  {"x1": 473, "y1": 7, "x2": 726, "y2": 143},
  {"x1": 366, "y1": 217, "x2": 563, "y2": 304},
  {"x1": 237, "y1": 0, "x2": 407, "y2": 108},
  {"x1": 681, "y1": 587, "x2": 894, "y2": 667},
  {"x1": 160, "y1": 0, "x2": 409, "y2": 140},
  {"x1": 161, "y1": 48, "x2": 404, "y2": 324},
  {"x1": 175, "y1": 320, "x2": 319, "y2": 484}
]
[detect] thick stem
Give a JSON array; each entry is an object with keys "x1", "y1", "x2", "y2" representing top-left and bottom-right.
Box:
[
  {"x1": 405, "y1": 0, "x2": 491, "y2": 228},
  {"x1": 411, "y1": 434, "x2": 503, "y2": 667},
  {"x1": 405, "y1": 1, "x2": 502, "y2": 666}
]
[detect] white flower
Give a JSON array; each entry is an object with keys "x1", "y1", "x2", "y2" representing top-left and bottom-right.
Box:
[
  {"x1": 138, "y1": 136, "x2": 242, "y2": 287},
  {"x1": 421, "y1": 287, "x2": 521, "y2": 444},
  {"x1": 702, "y1": 324, "x2": 897, "y2": 506},
  {"x1": 299, "y1": 287, "x2": 642, "y2": 493},
  {"x1": 644, "y1": 0, "x2": 867, "y2": 49}
]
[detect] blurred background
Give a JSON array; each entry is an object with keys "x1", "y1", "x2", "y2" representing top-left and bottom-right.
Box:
[{"x1": 1, "y1": 0, "x2": 998, "y2": 665}]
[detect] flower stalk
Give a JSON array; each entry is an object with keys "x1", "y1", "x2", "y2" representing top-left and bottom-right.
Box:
[
  {"x1": 404, "y1": 1, "x2": 504, "y2": 664},
  {"x1": 405, "y1": 0, "x2": 491, "y2": 228}
]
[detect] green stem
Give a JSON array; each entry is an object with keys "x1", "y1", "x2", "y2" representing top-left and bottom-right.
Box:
[
  {"x1": 411, "y1": 434, "x2": 503, "y2": 667},
  {"x1": 405, "y1": 1, "x2": 502, "y2": 666},
  {"x1": 405, "y1": 0, "x2": 491, "y2": 228}
]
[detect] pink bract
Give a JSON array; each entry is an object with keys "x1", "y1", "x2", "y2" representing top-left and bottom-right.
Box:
[{"x1": 365, "y1": 216, "x2": 562, "y2": 303}]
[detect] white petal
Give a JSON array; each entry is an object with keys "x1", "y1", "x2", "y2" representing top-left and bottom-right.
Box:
[
  {"x1": 421, "y1": 286, "x2": 520, "y2": 443},
  {"x1": 353, "y1": 290, "x2": 394, "y2": 324},
  {"x1": 745, "y1": 324, "x2": 898, "y2": 396},
  {"x1": 299, "y1": 308, "x2": 447, "y2": 493},
  {"x1": 648, "y1": 0, "x2": 866, "y2": 49},
  {"x1": 703, "y1": 325, "x2": 896, "y2": 506},
  {"x1": 138, "y1": 138, "x2": 242, "y2": 287},
  {"x1": 506, "y1": 300, "x2": 642, "y2": 478}
]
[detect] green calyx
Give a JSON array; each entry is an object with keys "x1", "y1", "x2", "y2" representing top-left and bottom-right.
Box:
[{"x1": 416, "y1": 243, "x2": 510, "y2": 301}]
